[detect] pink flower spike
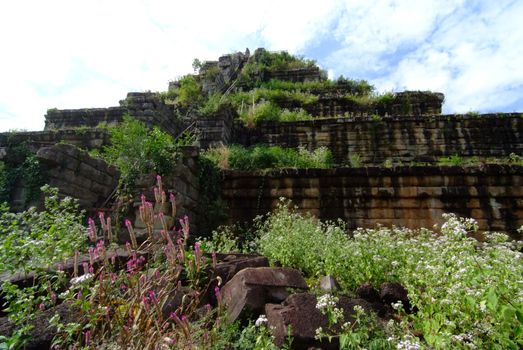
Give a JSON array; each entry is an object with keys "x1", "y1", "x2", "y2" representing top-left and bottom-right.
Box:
[
  {"x1": 156, "y1": 174, "x2": 162, "y2": 183},
  {"x1": 39, "y1": 303, "x2": 45, "y2": 311},
  {"x1": 125, "y1": 219, "x2": 132, "y2": 229},
  {"x1": 205, "y1": 304, "x2": 212, "y2": 313},
  {"x1": 169, "y1": 192, "x2": 175, "y2": 202},
  {"x1": 214, "y1": 286, "x2": 221, "y2": 299},
  {"x1": 181, "y1": 315, "x2": 188, "y2": 323},
  {"x1": 84, "y1": 330, "x2": 92, "y2": 345}
]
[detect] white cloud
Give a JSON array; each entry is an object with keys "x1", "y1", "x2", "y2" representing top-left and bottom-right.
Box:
[
  {"x1": 325, "y1": 0, "x2": 523, "y2": 113},
  {"x1": 0, "y1": 0, "x2": 522, "y2": 131}
]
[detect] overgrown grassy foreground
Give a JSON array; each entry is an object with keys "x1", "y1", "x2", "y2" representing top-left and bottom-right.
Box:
[{"x1": 1, "y1": 186, "x2": 522, "y2": 349}]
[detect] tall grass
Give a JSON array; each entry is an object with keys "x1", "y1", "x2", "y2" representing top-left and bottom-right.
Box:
[{"x1": 201, "y1": 144, "x2": 333, "y2": 171}]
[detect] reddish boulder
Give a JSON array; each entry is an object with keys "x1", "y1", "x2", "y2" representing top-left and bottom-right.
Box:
[{"x1": 221, "y1": 267, "x2": 308, "y2": 323}]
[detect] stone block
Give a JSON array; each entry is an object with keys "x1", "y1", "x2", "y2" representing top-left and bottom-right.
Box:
[{"x1": 221, "y1": 267, "x2": 308, "y2": 323}]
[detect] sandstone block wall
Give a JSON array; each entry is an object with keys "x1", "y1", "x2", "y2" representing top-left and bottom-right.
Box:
[
  {"x1": 272, "y1": 91, "x2": 443, "y2": 118},
  {"x1": 222, "y1": 165, "x2": 523, "y2": 239},
  {"x1": 36, "y1": 144, "x2": 119, "y2": 211},
  {"x1": 267, "y1": 67, "x2": 323, "y2": 83},
  {"x1": 196, "y1": 107, "x2": 234, "y2": 148},
  {"x1": 44, "y1": 107, "x2": 126, "y2": 130},
  {"x1": 233, "y1": 114, "x2": 523, "y2": 165},
  {"x1": 45, "y1": 92, "x2": 183, "y2": 137},
  {"x1": 0, "y1": 129, "x2": 110, "y2": 153}
]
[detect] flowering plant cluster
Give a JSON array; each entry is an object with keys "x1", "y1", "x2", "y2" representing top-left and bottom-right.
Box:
[{"x1": 259, "y1": 200, "x2": 523, "y2": 349}]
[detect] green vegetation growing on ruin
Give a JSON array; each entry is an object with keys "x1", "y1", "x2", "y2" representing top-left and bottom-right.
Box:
[
  {"x1": 203, "y1": 201, "x2": 523, "y2": 349},
  {"x1": 94, "y1": 116, "x2": 181, "y2": 194},
  {"x1": 201, "y1": 144, "x2": 333, "y2": 171},
  {"x1": 0, "y1": 142, "x2": 46, "y2": 207},
  {"x1": 164, "y1": 49, "x2": 395, "y2": 126}
]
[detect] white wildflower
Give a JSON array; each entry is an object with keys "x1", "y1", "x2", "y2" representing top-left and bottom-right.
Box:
[
  {"x1": 255, "y1": 314, "x2": 268, "y2": 327},
  {"x1": 70, "y1": 273, "x2": 93, "y2": 285}
]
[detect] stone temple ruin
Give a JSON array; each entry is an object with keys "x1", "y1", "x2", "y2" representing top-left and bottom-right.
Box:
[{"x1": 1, "y1": 48, "x2": 522, "y2": 240}]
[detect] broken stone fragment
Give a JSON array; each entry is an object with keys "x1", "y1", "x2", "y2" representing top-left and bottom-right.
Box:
[
  {"x1": 265, "y1": 293, "x2": 376, "y2": 350},
  {"x1": 221, "y1": 267, "x2": 308, "y2": 323}
]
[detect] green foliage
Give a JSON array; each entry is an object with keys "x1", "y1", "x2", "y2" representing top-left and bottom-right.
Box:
[
  {"x1": 157, "y1": 89, "x2": 178, "y2": 104},
  {"x1": 239, "y1": 101, "x2": 282, "y2": 126},
  {"x1": 257, "y1": 203, "x2": 523, "y2": 348},
  {"x1": 255, "y1": 49, "x2": 317, "y2": 71},
  {"x1": 173, "y1": 75, "x2": 203, "y2": 109},
  {"x1": 279, "y1": 108, "x2": 314, "y2": 122},
  {"x1": 98, "y1": 116, "x2": 179, "y2": 193},
  {"x1": 0, "y1": 185, "x2": 86, "y2": 273},
  {"x1": 467, "y1": 111, "x2": 481, "y2": 118},
  {"x1": 370, "y1": 114, "x2": 382, "y2": 122},
  {"x1": 197, "y1": 156, "x2": 228, "y2": 236},
  {"x1": 509, "y1": 153, "x2": 523, "y2": 166},
  {"x1": 335, "y1": 76, "x2": 375, "y2": 96},
  {"x1": 0, "y1": 143, "x2": 46, "y2": 206},
  {"x1": 198, "y1": 224, "x2": 258, "y2": 254},
  {"x1": 199, "y1": 93, "x2": 230, "y2": 117},
  {"x1": 315, "y1": 297, "x2": 394, "y2": 349},
  {"x1": 438, "y1": 154, "x2": 464, "y2": 166},
  {"x1": 230, "y1": 88, "x2": 318, "y2": 111},
  {"x1": 192, "y1": 58, "x2": 203, "y2": 73},
  {"x1": 348, "y1": 153, "x2": 363, "y2": 168},
  {"x1": 0, "y1": 161, "x2": 7, "y2": 203},
  {"x1": 202, "y1": 144, "x2": 333, "y2": 171}
]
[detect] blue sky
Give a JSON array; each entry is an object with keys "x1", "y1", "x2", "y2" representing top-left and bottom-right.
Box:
[{"x1": 0, "y1": 0, "x2": 522, "y2": 131}]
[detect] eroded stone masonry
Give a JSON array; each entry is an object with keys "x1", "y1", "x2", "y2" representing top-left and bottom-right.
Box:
[{"x1": 1, "y1": 48, "x2": 522, "y2": 238}]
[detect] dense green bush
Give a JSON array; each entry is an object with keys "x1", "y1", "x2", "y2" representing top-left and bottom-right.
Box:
[
  {"x1": 199, "y1": 92, "x2": 230, "y2": 116},
  {"x1": 173, "y1": 74, "x2": 203, "y2": 109},
  {"x1": 256, "y1": 201, "x2": 523, "y2": 349},
  {"x1": 97, "y1": 116, "x2": 179, "y2": 193},
  {"x1": 239, "y1": 101, "x2": 282, "y2": 126},
  {"x1": 0, "y1": 185, "x2": 86, "y2": 273},
  {"x1": 202, "y1": 144, "x2": 333, "y2": 171}
]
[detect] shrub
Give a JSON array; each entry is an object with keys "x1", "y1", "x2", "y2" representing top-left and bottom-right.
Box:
[
  {"x1": 173, "y1": 75, "x2": 203, "y2": 109},
  {"x1": 199, "y1": 93, "x2": 229, "y2": 116},
  {"x1": 239, "y1": 101, "x2": 281, "y2": 127},
  {"x1": 0, "y1": 185, "x2": 86, "y2": 273},
  {"x1": 99, "y1": 116, "x2": 179, "y2": 193},
  {"x1": 257, "y1": 202, "x2": 523, "y2": 349}
]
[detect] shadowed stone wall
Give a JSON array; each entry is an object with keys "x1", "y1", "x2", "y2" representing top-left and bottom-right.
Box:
[
  {"x1": 233, "y1": 113, "x2": 523, "y2": 166},
  {"x1": 36, "y1": 144, "x2": 119, "y2": 211},
  {"x1": 44, "y1": 92, "x2": 184, "y2": 137},
  {"x1": 222, "y1": 165, "x2": 523, "y2": 239},
  {"x1": 0, "y1": 129, "x2": 110, "y2": 154},
  {"x1": 196, "y1": 107, "x2": 235, "y2": 149}
]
